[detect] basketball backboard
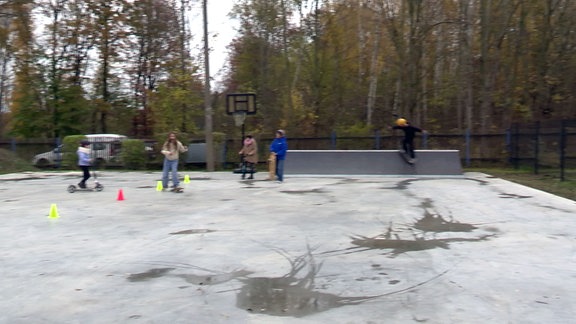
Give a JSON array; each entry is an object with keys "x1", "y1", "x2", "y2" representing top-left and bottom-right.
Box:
[{"x1": 226, "y1": 93, "x2": 257, "y2": 115}]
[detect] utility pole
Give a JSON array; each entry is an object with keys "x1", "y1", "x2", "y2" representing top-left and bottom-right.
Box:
[{"x1": 203, "y1": 0, "x2": 215, "y2": 171}]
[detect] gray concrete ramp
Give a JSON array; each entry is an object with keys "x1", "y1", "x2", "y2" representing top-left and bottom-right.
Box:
[{"x1": 285, "y1": 150, "x2": 462, "y2": 175}]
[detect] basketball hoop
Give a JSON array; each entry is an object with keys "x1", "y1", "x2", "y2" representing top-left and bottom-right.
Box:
[{"x1": 233, "y1": 111, "x2": 247, "y2": 127}]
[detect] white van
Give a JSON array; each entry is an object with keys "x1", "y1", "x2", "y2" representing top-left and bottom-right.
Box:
[{"x1": 33, "y1": 134, "x2": 127, "y2": 167}]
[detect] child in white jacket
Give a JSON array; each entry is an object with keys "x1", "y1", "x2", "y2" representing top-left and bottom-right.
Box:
[{"x1": 77, "y1": 140, "x2": 92, "y2": 188}]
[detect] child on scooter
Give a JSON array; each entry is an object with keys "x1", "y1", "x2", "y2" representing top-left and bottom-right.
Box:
[{"x1": 77, "y1": 140, "x2": 92, "y2": 188}]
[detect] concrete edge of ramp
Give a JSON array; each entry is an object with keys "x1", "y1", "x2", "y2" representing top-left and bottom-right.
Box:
[{"x1": 284, "y1": 150, "x2": 463, "y2": 175}]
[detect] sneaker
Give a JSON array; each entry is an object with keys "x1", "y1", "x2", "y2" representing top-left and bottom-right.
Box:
[
  {"x1": 275, "y1": 180, "x2": 283, "y2": 184},
  {"x1": 78, "y1": 182, "x2": 86, "y2": 189}
]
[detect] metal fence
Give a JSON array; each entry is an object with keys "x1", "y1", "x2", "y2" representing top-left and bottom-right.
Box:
[
  {"x1": 3, "y1": 121, "x2": 576, "y2": 181},
  {"x1": 0, "y1": 132, "x2": 516, "y2": 168},
  {"x1": 508, "y1": 119, "x2": 576, "y2": 181}
]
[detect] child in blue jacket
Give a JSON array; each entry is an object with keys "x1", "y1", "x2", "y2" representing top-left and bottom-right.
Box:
[{"x1": 269, "y1": 129, "x2": 288, "y2": 182}]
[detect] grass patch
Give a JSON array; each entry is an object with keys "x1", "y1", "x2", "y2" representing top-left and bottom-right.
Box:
[
  {"x1": 0, "y1": 148, "x2": 38, "y2": 174},
  {"x1": 468, "y1": 167, "x2": 576, "y2": 202}
]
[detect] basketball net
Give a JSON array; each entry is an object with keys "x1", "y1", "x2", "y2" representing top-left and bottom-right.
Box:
[{"x1": 233, "y1": 111, "x2": 247, "y2": 127}]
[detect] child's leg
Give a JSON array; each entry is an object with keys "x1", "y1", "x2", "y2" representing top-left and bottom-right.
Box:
[
  {"x1": 171, "y1": 160, "x2": 180, "y2": 187},
  {"x1": 402, "y1": 139, "x2": 409, "y2": 153},
  {"x1": 248, "y1": 162, "x2": 254, "y2": 179},
  {"x1": 276, "y1": 159, "x2": 285, "y2": 182},
  {"x1": 162, "y1": 159, "x2": 170, "y2": 188},
  {"x1": 79, "y1": 166, "x2": 90, "y2": 188},
  {"x1": 83, "y1": 167, "x2": 91, "y2": 182},
  {"x1": 406, "y1": 141, "x2": 416, "y2": 159},
  {"x1": 241, "y1": 159, "x2": 247, "y2": 179}
]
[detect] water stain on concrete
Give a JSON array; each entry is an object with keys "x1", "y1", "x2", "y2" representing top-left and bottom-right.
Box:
[
  {"x1": 176, "y1": 269, "x2": 253, "y2": 285},
  {"x1": 187, "y1": 177, "x2": 211, "y2": 181},
  {"x1": 127, "y1": 268, "x2": 175, "y2": 282},
  {"x1": 499, "y1": 193, "x2": 532, "y2": 199},
  {"x1": 382, "y1": 179, "x2": 416, "y2": 190},
  {"x1": 236, "y1": 252, "x2": 383, "y2": 317},
  {"x1": 408, "y1": 199, "x2": 478, "y2": 233},
  {"x1": 169, "y1": 229, "x2": 216, "y2": 235},
  {"x1": 127, "y1": 250, "x2": 447, "y2": 318},
  {"x1": 236, "y1": 277, "x2": 382, "y2": 317},
  {"x1": 236, "y1": 251, "x2": 449, "y2": 317},
  {"x1": 411, "y1": 212, "x2": 477, "y2": 233},
  {"x1": 322, "y1": 218, "x2": 494, "y2": 258},
  {"x1": 280, "y1": 188, "x2": 327, "y2": 195},
  {"x1": 127, "y1": 266, "x2": 251, "y2": 286},
  {"x1": 383, "y1": 177, "x2": 489, "y2": 191},
  {"x1": 347, "y1": 233, "x2": 494, "y2": 257},
  {"x1": 0, "y1": 177, "x2": 46, "y2": 181}
]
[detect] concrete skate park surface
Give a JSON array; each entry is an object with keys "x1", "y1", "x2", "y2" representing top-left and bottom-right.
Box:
[{"x1": 1, "y1": 171, "x2": 575, "y2": 323}]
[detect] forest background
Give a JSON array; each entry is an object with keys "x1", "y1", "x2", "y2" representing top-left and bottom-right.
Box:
[{"x1": 0, "y1": 0, "x2": 575, "y2": 159}]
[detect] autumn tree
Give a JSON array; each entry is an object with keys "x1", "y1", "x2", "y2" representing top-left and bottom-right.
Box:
[
  {"x1": 0, "y1": 1, "x2": 14, "y2": 135},
  {"x1": 8, "y1": 0, "x2": 48, "y2": 138},
  {"x1": 124, "y1": 0, "x2": 203, "y2": 136}
]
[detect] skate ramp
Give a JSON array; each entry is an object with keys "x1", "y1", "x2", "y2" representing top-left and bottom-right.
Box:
[{"x1": 284, "y1": 150, "x2": 462, "y2": 175}]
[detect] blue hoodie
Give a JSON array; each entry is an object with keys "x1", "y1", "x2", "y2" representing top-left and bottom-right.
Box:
[{"x1": 270, "y1": 136, "x2": 288, "y2": 161}]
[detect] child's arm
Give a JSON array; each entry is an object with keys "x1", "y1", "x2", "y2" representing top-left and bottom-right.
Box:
[{"x1": 178, "y1": 141, "x2": 188, "y2": 153}]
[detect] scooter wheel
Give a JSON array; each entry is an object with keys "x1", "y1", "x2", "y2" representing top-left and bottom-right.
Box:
[
  {"x1": 67, "y1": 185, "x2": 76, "y2": 193},
  {"x1": 95, "y1": 184, "x2": 104, "y2": 192}
]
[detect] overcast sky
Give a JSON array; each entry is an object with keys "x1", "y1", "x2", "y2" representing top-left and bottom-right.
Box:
[{"x1": 189, "y1": 0, "x2": 238, "y2": 88}]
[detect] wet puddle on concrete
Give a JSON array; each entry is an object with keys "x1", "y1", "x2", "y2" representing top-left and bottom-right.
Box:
[
  {"x1": 126, "y1": 179, "x2": 499, "y2": 318},
  {"x1": 127, "y1": 266, "x2": 252, "y2": 285},
  {"x1": 127, "y1": 268, "x2": 174, "y2": 282},
  {"x1": 499, "y1": 193, "x2": 532, "y2": 199},
  {"x1": 169, "y1": 229, "x2": 216, "y2": 235},
  {"x1": 235, "y1": 253, "x2": 383, "y2": 317},
  {"x1": 409, "y1": 198, "x2": 478, "y2": 233},
  {"x1": 346, "y1": 232, "x2": 494, "y2": 257},
  {"x1": 280, "y1": 188, "x2": 327, "y2": 195},
  {"x1": 127, "y1": 251, "x2": 447, "y2": 318},
  {"x1": 323, "y1": 196, "x2": 496, "y2": 258}
]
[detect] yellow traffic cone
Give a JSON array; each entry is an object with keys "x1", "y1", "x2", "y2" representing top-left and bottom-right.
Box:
[
  {"x1": 48, "y1": 204, "x2": 60, "y2": 219},
  {"x1": 184, "y1": 174, "x2": 190, "y2": 184},
  {"x1": 156, "y1": 181, "x2": 163, "y2": 192}
]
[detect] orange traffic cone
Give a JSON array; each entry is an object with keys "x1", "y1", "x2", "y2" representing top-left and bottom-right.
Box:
[{"x1": 117, "y1": 189, "x2": 125, "y2": 201}]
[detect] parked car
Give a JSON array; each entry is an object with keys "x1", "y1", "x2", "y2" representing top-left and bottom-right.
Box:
[{"x1": 32, "y1": 134, "x2": 127, "y2": 167}]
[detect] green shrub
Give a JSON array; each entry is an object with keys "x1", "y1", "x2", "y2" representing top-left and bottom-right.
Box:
[
  {"x1": 0, "y1": 148, "x2": 37, "y2": 174},
  {"x1": 62, "y1": 135, "x2": 86, "y2": 169},
  {"x1": 121, "y1": 139, "x2": 147, "y2": 170}
]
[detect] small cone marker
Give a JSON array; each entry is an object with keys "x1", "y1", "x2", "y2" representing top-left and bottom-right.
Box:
[
  {"x1": 183, "y1": 174, "x2": 190, "y2": 184},
  {"x1": 117, "y1": 189, "x2": 125, "y2": 201},
  {"x1": 156, "y1": 181, "x2": 163, "y2": 191},
  {"x1": 49, "y1": 204, "x2": 60, "y2": 219}
]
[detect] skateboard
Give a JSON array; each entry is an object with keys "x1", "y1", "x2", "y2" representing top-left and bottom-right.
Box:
[
  {"x1": 268, "y1": 153, "x2": 276, "y2": 180},
  {"x1": 398, "y1": 150, "x2": 414, "y2": 165},
  {"x1": 170, "y1": 187, "x2": 184, "y2": 193},
  {"x1": 67, "y1": 182, "x2": 104, "y2": 193}
]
